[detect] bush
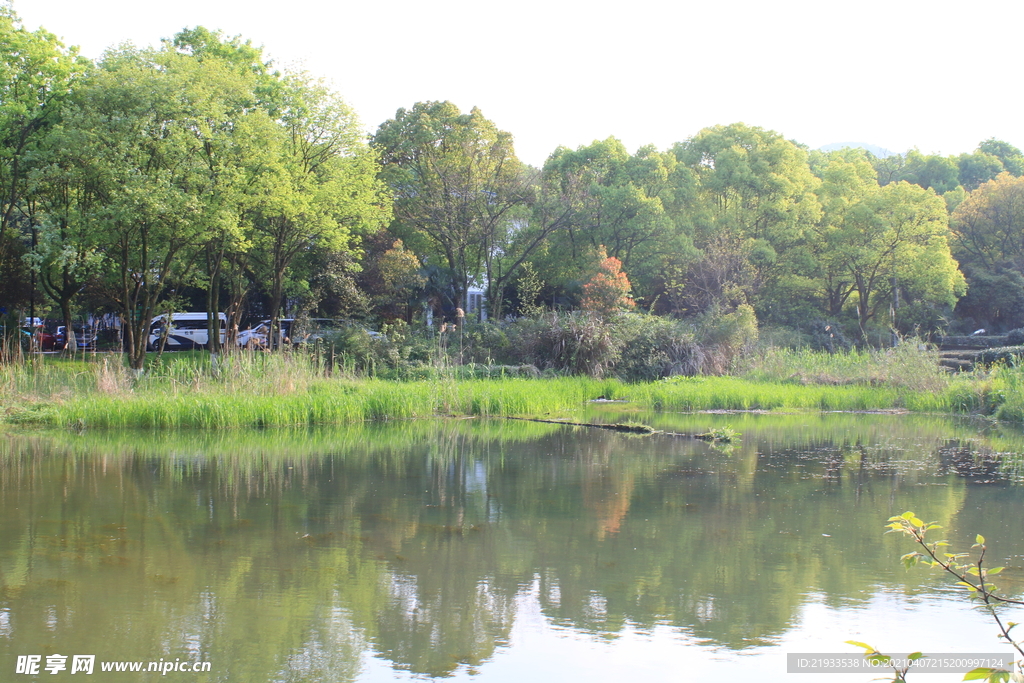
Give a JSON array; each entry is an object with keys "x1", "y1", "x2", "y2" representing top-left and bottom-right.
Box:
[
  {"x1": 316, "y1": 321, "x2": 411, "y2": 375},
  {"x1": 517, "y1": 311, "x2": 623, "y2": 378},
  {"x1": 1005, "y1": 327, "x2": 1024, "y2": 346},
  {"x1": 699, "y1": 304, "x2": 759, "y2": 374},
  {"x1": 976, "y1": 346, "x2": 1024, "y2": 367},
  {"x1": 613, "y1": 313, "x2": 705, "y2": 381}
]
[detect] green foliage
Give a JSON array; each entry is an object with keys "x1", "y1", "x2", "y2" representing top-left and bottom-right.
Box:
[
  {"x1": 0, "y1": 7, "x2": 88, "y2": 251},
  {"x1": 539, "y1": 138, "x2": 689, "y2": 307},
  {"x1": 612, "y1": 313, "x2": 704, "y2": 381},
  {"x1": 1004, "y1": 328, "x2": 1024, "y2": 346},
  {"x1": 695, "y1": 426, "x2": 740, "y2": 442},
  {"x1": 979, "y1": 139, "x2": 1024, "y2": 177},
  {"x1": 958, "y1": 151, "x2": 1005, "y2": 191},
  {"x1": 514, "y1": 261, "x2": 545, "y2": 318},
  {"x1": 699, "y1": 304, "x2": 759, "y2": 374},
  {"x1": 669, "y1": 123, "x2": 821, "y2": 317},
  {"x1": 373, "y1": 101, "x2": 531, "y2": 315},
  {"x1": 976, "y1": 347, "x2": 1024, "y2": 367},
  {"x1": 877, "y1": 512, "x2": 1024, "y2": 682},
  {"x1": 898, "y1": 150, "x2": 962, "y2": 194},
  {"x1": 737, "y1": 339, "x2": 953, "y2": 393},
  {"x1": 517, "y1": 310, "x2": 623, "y2": 378},
  {"x1": 951, "y1": 173, "x2": 1024, "y2": 330}
]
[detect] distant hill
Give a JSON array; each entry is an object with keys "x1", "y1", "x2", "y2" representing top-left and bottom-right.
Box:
[{"x1": 818, "y1": 142, "x2": 896, "y2": 158}]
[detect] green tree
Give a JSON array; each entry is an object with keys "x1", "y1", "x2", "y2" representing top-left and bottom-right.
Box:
[
  {"x1": 373, "y1": 101, "x2": 533, "y2": 317},
  {"x1": 809, "y1": 148, "x2": 883, "y2": 318},
  {"x1": 24, "y1": 115, "x2": 105, "y2": 349},
  {"x1": 950, "y1": 173, "x2": 1024, "y2": 329},
  {"x1": 0, "y1": 6, "x2": 86, "y2": 258},
  {"x1": 842, "y1": 182, "x2": 965, "y2": 337},
  {"x1": 247, "y1": 72, "x2": 391, "y2": 344},
  {"x1": 63, "y1": 46, "x2": 267, "y2": 368},
  {"x1": 897, "y1": 150, "x2": 961, "y2": 195},
  {"x1": 668, "y1": 123, "x2": 820, "y2": 316},
  {"x1": 978, "y1": 138, "x2": 1024, "y2": 177},
  {"x1": 539, "y1": 139, "x2": 691, "y2": 307},
  {"x1": 957, "y1": 151, "x2": 1004, "y2": 191},
  {"x1": 168, "y1": 27, "x2": 282, "y2": 352}
]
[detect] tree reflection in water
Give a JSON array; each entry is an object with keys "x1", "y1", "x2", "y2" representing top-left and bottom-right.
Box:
[{"x1": 1, "y1": 414, "x2": 1022, "y2": 680}]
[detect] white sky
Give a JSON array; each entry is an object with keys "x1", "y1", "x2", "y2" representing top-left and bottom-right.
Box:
[{"x1": 16, "y1": 0, "x2": 1023, "y2": 167}]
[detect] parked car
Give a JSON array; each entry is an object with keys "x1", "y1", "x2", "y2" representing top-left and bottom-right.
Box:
[
  {"x1": 55, "y1": 325, "x2": 96, "y2": 350},
  {"x1": 237, "y1": 319, "x2": 381, "y2": 349},
  {"x1": 20, "y1": 325, "x2": 55, "y2": 351},
  {"x1": 147, "y1": 312, "x2": 227, "y2": 351}
]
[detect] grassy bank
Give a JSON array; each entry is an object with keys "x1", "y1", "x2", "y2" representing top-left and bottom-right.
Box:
[{"x1": 0, "y1": 347, "x2": 1002, "y2": 430}]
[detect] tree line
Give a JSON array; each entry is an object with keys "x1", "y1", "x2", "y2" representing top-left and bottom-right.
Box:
[{"x1": 3, "y1": 9, "x2": 1024, "y2": 368}]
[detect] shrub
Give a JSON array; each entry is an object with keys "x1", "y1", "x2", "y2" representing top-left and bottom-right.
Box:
[
  {"x1": 613, "y1": 313, "x2": 705, "y2": 381},
  {"x1": 699, "y1": 304, "x2": 759, "y2": 374},
  {"x1": 976, "y1": 346, "x2": 1024, "y2": 367},
  {"x1": 518, "y1": 310, "x2": 622, "y2": 377},
  {"x1": 1004, "y1": 327, "x2": 1024, "y2": 346}
]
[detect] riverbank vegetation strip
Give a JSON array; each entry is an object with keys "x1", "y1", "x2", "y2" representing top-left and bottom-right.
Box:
[{"x1": 0, "y1": 353, "x2": 993, "y2": 429}]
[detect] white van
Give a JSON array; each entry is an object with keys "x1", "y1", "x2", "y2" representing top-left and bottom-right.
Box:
[{"x1": 148, "y1": 312, "x2": 227, "y2": 351}]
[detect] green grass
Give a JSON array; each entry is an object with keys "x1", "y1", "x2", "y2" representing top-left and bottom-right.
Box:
[{"x1": 0, "y1": 347, "x2": 1005, "y2": 430}]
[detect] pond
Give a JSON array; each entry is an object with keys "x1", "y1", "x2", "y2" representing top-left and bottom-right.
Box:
[{"x1": 2, "y1": 411, "x2": 1023, "y2": 682}]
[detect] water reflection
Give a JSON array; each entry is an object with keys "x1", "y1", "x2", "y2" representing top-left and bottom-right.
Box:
[{"x1": 1, "y1": 414, "x2": 1023, "y2": 681}]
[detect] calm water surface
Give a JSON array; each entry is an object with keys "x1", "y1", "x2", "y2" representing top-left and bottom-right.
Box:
[{"x1": 2, "y1": 411, "x2": 1023, "y2": 682}]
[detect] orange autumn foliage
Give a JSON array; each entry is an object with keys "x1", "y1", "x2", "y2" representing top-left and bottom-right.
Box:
[{"x1": 581, "y1": 246, "x2": 634, "y2": 314}]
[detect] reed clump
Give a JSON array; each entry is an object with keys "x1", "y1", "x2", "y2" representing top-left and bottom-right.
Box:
[{"x1": 736, "y1": 342, "x2": 951, "y2": 393}]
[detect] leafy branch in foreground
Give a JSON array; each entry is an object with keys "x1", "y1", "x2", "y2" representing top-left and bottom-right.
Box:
[
  {"x1": 850, "y1": 511, "x2": 1024, "y2": 682},
  {"x1": 843, "y1": 643, "x2": 922, "y2": 682}
]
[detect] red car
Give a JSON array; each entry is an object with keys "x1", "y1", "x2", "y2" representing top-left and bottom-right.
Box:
[{"x1": 21, "y1": 326, "x2": 56, "y2": 351}]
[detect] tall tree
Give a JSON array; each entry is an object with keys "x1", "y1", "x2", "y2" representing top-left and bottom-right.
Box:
[
  {"x1": 64, "y1": 46, "x2": 262, "y2": 369},
  {"x1": 539, "y1": 139, "x2": 690, "y2": 307},
  {"x1": 669, "y1": 123, "x2": 820, "y2": 315},
  {"x1": 373, "y1": 101, "x2": 532, "y2": 316},
  {"x1": 24, "y1": 115, "x2": 105, "y2": 349},
  {"x1": 957, "y1": 151, "x2": 1004, "y2": 191},
  {"x1": 950, "y1": 173, "x2": 1024, "y2": 329},
  {"x1": 895, "y1": 150, "x2": 961, "y2": 194},
  {"x1": 978, "y1": 139, "x2": 1024, "y2": 177},
  {"x1": 0, "y1": 7, "x2": 86, "y2": 258},
  {"x1": 842, "y1": 182, "x2": 964, "y2": 337},
  {"x1": 168, "y1": 27, "x2": 281, "y2": 353},
  {"x1": 808, "y1": 148, "x2": 881, "y2": 318},
  {"x1": 247, "y1": 72, "x2": 390, "y2": 341}
]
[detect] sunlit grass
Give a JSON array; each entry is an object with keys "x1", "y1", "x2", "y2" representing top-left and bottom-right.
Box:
[{"x1": 0, "y1": 347, "x2": 1004, "y2": 429}]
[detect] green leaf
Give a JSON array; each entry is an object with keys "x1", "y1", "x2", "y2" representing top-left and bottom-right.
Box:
[
  {"x1": 988, "y1": 567, "x2": 1005, "y2": 574},
  {"x1": 963, "y1": 668, "x2": 996, "y2": 680},
  {"x1": 901, "y1": 511, "x2": 916, "y2": 520},
  {"x1": 907, "y1": 652, "x2": 924, "y2": 661},
  {"x1": 977, "y1": 534, "x2": 986, "y2": 545},
  {"x1": 845, "y1": 640, "x2": 874, "y2": 652}
]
